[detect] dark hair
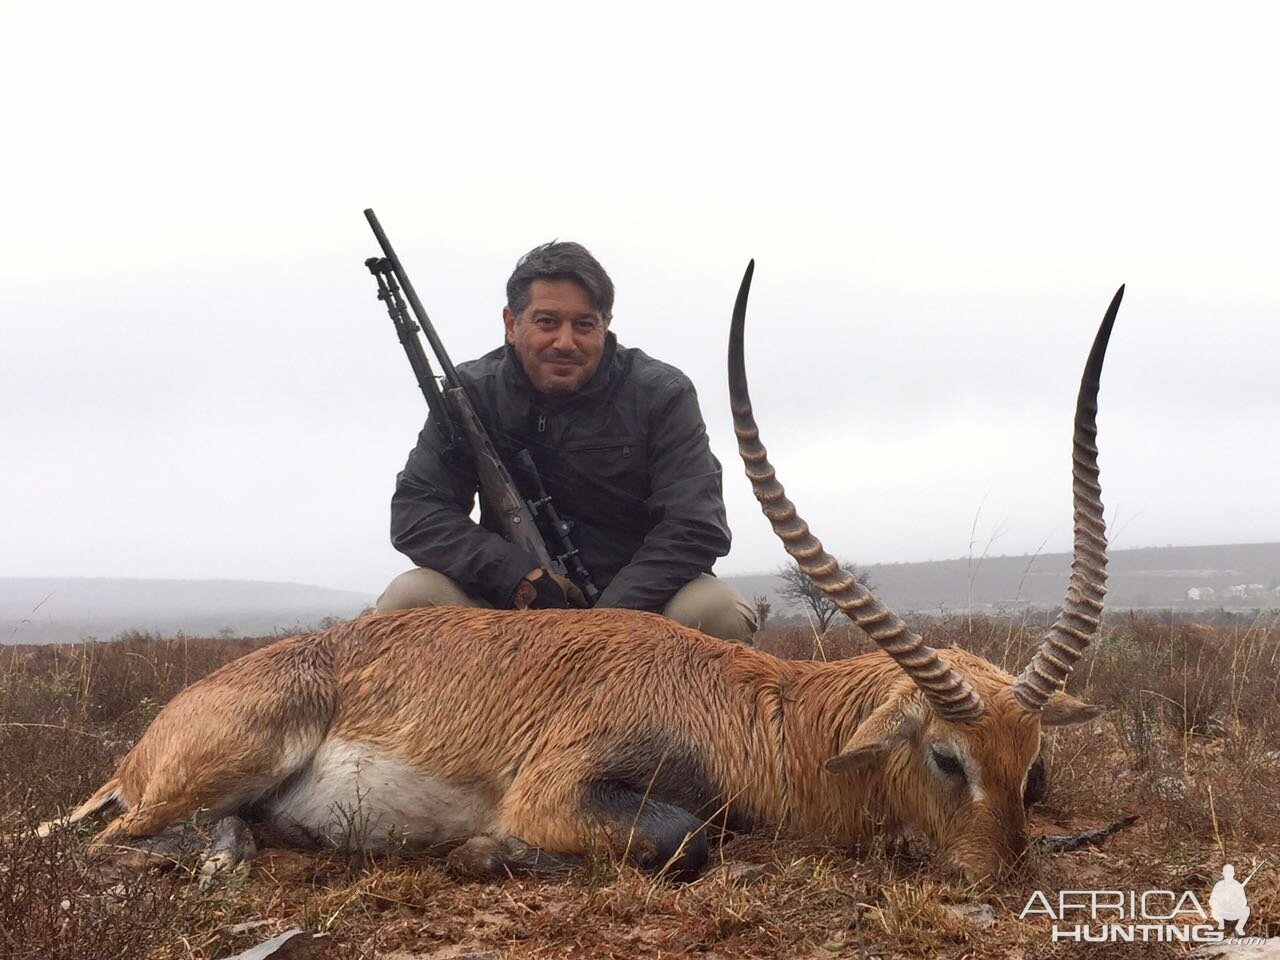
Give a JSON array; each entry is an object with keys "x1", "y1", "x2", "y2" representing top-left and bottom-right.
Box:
[{"x1": 505, "y1": 241, "x2": 614, "y2": 321}]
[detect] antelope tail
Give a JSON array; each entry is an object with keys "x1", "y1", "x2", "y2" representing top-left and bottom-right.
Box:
[{"x1": 33, "y1": 777, "x2": 123, "y2": 838}]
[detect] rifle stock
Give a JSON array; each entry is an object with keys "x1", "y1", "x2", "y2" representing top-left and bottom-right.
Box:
[{"x1": 446, "y1": 386, "x2": 554, "y2": 569}]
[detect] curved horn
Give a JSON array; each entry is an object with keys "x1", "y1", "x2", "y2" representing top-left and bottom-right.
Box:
[
  {"x1": 1011, "y1": 286, "x2": 1124, "y2": 711},
  {"x1": 729, "y1": 262, "x2": 984, "y2": 723}
]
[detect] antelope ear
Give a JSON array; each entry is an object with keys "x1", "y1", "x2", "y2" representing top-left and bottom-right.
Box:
[
  {"x1": 825, "y1": 739, "x2": 891, "y2": 774},
  {"x1": 825, "y1": 697, "x2": 919, "y2": 776},
  {"x1": 1040, "y1": 691, "x2": 1104, "y2": 726}
]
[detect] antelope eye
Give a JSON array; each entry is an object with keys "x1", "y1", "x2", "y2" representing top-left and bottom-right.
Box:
[{"x1": 930, "y1": 747, "x2": 966, "y2": 780}]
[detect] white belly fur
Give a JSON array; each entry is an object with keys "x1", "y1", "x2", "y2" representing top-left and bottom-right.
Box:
[{"x1": 262, "y1": 737, "x2": 496, "y2": 849}]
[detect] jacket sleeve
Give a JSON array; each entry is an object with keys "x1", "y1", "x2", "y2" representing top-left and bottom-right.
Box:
[
  {"x1": 390, "y1": 413, "x2": 541, "y2": 608},
  {"x1": 594, "y1": 377, "x2": 732, "y2": 611}
]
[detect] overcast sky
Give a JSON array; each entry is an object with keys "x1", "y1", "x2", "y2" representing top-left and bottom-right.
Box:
[{"x1": 2, "y1": 2, "x2": 1277, "y2": 595}]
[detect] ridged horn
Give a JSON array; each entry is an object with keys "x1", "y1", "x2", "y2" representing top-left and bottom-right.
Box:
[
  {"x1": 729, "y1": 261, "x2": 984, "y2": 723},
  {"x1": 1011, "y1": 285, "x2": 1124, "y2": 711}
]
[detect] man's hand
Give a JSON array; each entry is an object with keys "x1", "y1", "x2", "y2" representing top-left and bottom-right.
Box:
[
  {"x1": 510, "y1": 568, "x2": 589, "y2": 610},
  {"x1": 548, "y1": 571, "x2": 589, "y2": 608}
]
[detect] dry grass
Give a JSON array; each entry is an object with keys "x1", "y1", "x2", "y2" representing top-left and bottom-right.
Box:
[{"x1": 2, "y1": 614, "x2": 1278, "y2": 958}]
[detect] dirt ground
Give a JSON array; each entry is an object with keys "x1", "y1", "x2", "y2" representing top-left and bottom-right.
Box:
[{"x1": 2, "y1": 614, "x2": 1277, "y2": 959}]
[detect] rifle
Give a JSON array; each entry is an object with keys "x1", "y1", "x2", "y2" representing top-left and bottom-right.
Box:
[{"x1": 362, "y1": 208, "x2": 600, "y2": 604}]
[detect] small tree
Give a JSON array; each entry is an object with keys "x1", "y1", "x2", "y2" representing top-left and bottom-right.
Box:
[
  {"x1": 752, "y1": 594, "x2": 772, "y2": 629},
  {"x1": 776, "y1": 558, "x2": 874, "y2": 634}
]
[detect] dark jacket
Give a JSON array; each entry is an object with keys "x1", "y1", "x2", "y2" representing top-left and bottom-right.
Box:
[{"x1": 390, "y1": 333, "x2": 732, "y2": 611}]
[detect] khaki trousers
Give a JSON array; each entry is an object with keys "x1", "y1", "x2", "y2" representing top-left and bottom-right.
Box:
[{"x1": 376, "y1": 568, "x2": 758, "y2": 644}]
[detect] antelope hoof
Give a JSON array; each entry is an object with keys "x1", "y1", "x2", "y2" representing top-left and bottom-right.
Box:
[
  {"x1": 198, "y1": 817, "x2": 257, "y2": 888},
  {"x1": 91, "y1": 825, "x2": 202, "y2": 871}
]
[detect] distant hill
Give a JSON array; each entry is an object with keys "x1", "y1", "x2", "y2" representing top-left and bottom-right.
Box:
[
  {"x1": 1, "y1": 578, "x2": 374, "y2": 645},
  {"x1": 5, "y1": 543, "x2": 1276, "y2": 644},
  {"x1": 723, "y1": 542, "x2": 1280, "y2": 619}
]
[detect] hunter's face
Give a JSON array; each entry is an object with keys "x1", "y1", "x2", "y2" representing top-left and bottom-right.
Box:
[{"x1": 504, "y1": 279, "x2": 608, "y2": 395}]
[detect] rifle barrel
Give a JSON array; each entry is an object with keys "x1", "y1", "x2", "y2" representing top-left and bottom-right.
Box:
[{"x1": 364, "y1": 209, "x2": 463, "y2": 386}]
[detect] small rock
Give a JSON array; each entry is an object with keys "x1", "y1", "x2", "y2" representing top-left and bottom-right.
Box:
[
  {"x1": 821, "y1": 940, "x2": 845, "y2": 953},
  {"x1": 944, "y1": 902, "x2": 996, "y2": 929},
  {"x1": 218, "y1": 929, "x2": 328, "y2": 960},
  {"x1": 1151, "y1": 775, "x2": 1187, "y2": 801},
  {"x1": 224, "y1": 920, "x2": 275, "y2": 936},
  {"x1": 719, "y1": 861, "x2": 771, "y2": 885}
]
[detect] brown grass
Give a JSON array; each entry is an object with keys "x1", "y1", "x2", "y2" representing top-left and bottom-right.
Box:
[{"x1": 2, "y1": 614, "x2": 1278, "y2": 958}]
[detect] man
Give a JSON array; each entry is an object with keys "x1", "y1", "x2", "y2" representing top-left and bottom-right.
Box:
[{"x1": 376, "y1": 240, "x2": 757, "y2": 643}]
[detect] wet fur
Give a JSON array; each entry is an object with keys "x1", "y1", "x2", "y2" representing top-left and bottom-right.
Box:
[{"x1": 64, "y1": 606, "x2": 1060, "y2": 879}]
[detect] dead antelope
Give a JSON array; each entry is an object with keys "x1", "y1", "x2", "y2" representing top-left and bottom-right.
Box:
[{"x1": 43, "y1": 268, "x2": 1123, "y2": 883}]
